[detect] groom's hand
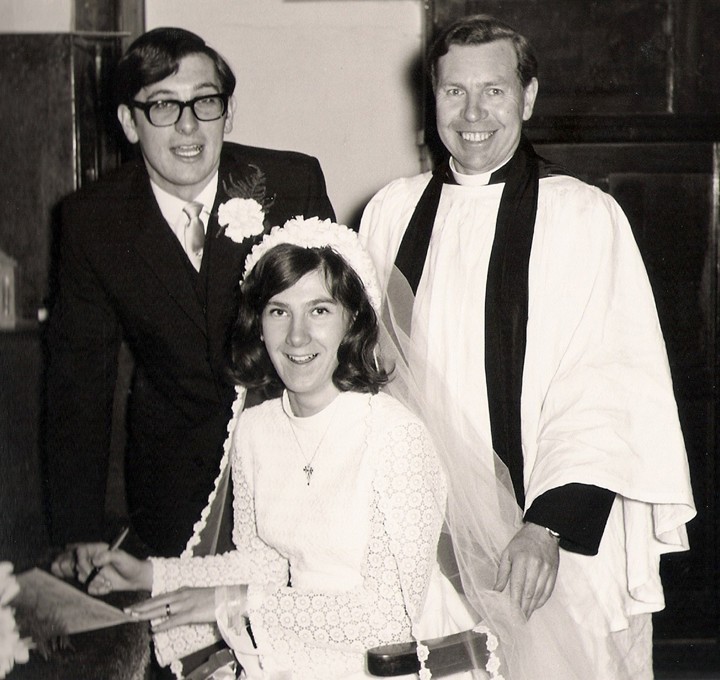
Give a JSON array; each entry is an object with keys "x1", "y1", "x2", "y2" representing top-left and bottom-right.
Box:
[
  {"x1": 51, "y1": 543, "x2": 152, "y2": 594},
  {"x1": 493, "y1": 522, "x2": 559, "y2": 619}
]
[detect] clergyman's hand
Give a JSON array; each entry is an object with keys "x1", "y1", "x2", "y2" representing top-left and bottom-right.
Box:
[{"x1": 494, "y1": 522, "x2": 559, "y2": 619}]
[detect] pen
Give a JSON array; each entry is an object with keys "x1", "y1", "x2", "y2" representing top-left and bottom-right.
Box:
[{"x1": 85, "y1": 525, "x2": 130, "y2": 590}]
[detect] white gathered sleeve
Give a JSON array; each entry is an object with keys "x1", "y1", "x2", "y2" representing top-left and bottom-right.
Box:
[
  {"x1": 524, "y1": 186, "x2": 693, "y2": 514},
  {"x1": 243, "y1": 404, "x2": 448, "y2": 678},
  {"x1": 518, "y1": 184, "x2": 696, "y2": 630}
]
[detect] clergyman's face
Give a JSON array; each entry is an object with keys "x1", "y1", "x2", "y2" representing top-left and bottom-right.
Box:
[
  {"x1": 434, "y1": 40, "x2": 538, "y2": 175},
  {"x1": 261, "y1": 269, "x2": 351, "y2": 417},
  {"x1": 117, "y1": 52, "x2": 234, "y2": 201}
]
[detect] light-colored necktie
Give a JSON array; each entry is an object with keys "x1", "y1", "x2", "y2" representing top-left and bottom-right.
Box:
[{"x1": 183, "y1": 201, "x2": 205, "y2": 271}]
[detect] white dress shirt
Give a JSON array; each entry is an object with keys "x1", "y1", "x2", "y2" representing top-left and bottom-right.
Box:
[{"x1": 150, "y1": 173, "x2": 219, "y2": 269}]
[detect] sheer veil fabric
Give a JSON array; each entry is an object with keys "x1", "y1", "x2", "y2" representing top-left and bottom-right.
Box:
[
  {"x1": 168, "y1": 266, "x2": 634, "y2": 679},
  {"x1": 377, "y1": 266, "x2": 633, "y2": 680}
]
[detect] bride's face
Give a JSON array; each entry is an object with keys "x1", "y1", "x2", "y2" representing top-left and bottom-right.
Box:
[{"x1": 261, "y1": 269, "x2": 351, "y2": 417}]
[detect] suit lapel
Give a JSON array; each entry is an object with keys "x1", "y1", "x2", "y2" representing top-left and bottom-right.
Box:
[
  {"x1": 129, "y1": 174, "x2": 207, "y2": 334},
  {"x1": 126, "y1": 150, "x2": 272, "y2": 340},
  {"x1": 205, "y1": 158, "x2": 253, "y2": 330}
]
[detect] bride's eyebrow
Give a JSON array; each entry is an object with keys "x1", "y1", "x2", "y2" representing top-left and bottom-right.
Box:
[{"x1": 265, "y1": 296, "x2": 336, "y2": 308}]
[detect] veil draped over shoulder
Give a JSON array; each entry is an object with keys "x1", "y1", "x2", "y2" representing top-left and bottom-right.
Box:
[
  {"x1": 377, "y1": 266, "x2": 632, "y2": 680},
  {"x1": 169, "y1": 265, "x2": 633, "y2": 680}
]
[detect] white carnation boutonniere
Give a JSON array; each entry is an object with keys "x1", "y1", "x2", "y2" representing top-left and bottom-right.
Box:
[
  {"x1": 218, "y1": 198, "x2": 265, "y2": 242},
  {"x1": 216, "y1": 164, "x2": 276, "y2": 244}
]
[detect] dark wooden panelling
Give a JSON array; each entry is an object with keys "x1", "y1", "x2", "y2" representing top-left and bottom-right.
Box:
[
  {"x1": 75, "y1": 0, "x2": 118, "y2": 32},
  {"x1": 74, "y1": 0, "x2": 145, "y2": 50},
  {"x1": 527, "y1": 114, "x2": 720, "y2": 144},
  {"x1": 0, "y1": 34, "x2": 123, "y2": 317},
  {"x1": 0, "y1": 325, "x2": 48, "y2": 571},
  {"x1": 427, "y1": 0, "x2": 720, "y2": 129},
  {"x1": 0, "y1": 35, "x2": 74, "y2": 318}
]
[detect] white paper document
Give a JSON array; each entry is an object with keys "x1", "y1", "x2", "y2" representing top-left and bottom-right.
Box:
[{"x1": 14, "y1": 568, "x2": 136, "y2": 634}]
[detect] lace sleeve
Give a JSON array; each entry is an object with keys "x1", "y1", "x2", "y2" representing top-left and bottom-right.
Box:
[
  {"x1": 246, "y1": 408, "x2": 446, "y2": 678},
  {"x1": 151, "y1": 439, "x2": 288, "y2": 593},
  {"x1": 374, "y1": 417, "x2": 447, "y2": 624},
  {"x1": 151, "y1": 426, "x2": 289, "y2": 670}
]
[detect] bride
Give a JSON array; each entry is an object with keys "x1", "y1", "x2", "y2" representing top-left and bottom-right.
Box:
[{"x1": 51, "y1": 217, "x2": 488, "y2": 680}]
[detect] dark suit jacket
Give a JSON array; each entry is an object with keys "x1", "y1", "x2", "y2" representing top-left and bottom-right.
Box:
[{"x1": 45, "y1": 142, "x2": 335, "y2": 555}]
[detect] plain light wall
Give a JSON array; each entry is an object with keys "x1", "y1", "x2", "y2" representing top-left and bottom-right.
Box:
[
  {"x1": 0, "y1": 0, "x2": 72, "y2": 31},
  {"x1": 147, "y1": 0, "x2": 426, "y2": 226}
]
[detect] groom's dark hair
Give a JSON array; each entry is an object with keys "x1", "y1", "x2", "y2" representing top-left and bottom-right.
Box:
[{"x1": 115, "y1": 27, "x2": 236, "y2": 106}]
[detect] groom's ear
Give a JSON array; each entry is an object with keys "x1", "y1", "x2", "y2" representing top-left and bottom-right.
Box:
[
  {"x1": 224, "y1": 96, "x2": 236, "y2": 135},
  {"x1": 117, "y1": 104, "x2": 139, "y2": 145}
]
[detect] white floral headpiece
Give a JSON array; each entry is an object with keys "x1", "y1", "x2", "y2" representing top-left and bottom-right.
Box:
[{"x1": 242, "y1": 216, "x2": 382, "y2": 313}]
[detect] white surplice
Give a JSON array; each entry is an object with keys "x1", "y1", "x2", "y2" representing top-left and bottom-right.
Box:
[{"x1": 359, "y1": 171, "x2": 696, "y2": 677}]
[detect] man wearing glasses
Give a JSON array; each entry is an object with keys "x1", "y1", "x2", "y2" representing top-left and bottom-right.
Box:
[{"x1": 45, "y1": 27, "x2": 335, "y2": 558}]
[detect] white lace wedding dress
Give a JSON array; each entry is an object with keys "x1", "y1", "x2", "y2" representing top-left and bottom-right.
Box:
[{"x1": 149, "y1": 389, "x2": 480, "y2": 679}]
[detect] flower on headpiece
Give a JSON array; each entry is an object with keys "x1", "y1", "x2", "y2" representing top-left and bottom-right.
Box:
[
  {"x1": 242, "y1": 216, "x2": 383, "y2": 312},
  {"x1": 0, "y1": 563, "x2": 31, "y2": 679},
  {"x1": 217, "y1": 165, "x2": 276, "y2": 243}
]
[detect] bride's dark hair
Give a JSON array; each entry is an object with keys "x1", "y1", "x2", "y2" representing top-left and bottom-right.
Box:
[{"x1": 229, "y1": 242, "x2": 389, "y2": 395}]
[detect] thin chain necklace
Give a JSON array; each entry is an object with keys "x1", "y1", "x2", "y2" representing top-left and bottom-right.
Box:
[{"x1": 286, "y1": 397, "x2": 339, "y2": 485}]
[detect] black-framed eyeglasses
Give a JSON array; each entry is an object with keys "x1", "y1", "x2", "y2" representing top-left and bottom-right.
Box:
[{"x1": 131, "y1": 93, "x2": 229, "y2": 127}]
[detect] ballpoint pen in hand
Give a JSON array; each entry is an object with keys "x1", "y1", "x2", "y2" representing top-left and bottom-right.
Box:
[{"x1": 85, "y1": 524, "x2": 130, "y2": 590}]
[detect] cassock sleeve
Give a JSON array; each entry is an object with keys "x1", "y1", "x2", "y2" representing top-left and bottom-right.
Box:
[{"x1": 524, "y1": 484, "x2": 615, "y2": 555}]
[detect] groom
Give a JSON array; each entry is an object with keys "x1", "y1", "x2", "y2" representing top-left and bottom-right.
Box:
[{"x1": 45, "y1": 27, "x2": 335, "y2": 557}]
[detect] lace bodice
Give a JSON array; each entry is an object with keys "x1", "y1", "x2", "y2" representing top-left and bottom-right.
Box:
[{"x1": 151, "y1": 390, "x2": 448, "y2": 678}]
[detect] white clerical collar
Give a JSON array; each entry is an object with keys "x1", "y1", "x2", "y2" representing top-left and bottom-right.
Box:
[
  {"x1": 449, "y1": 157, "x2": 509, "y2": 186},
  {"x1": 151, "y1": 171, "x2": 219, "y2": 228}
]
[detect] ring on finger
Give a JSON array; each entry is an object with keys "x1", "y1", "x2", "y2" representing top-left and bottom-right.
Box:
[{"x1": 165, "y1": 603, "x2": 172, "y2": 617}]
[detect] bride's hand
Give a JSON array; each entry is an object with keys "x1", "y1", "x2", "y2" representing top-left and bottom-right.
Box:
[{"x1": 125, "y1": 587, "x2": 220, "y2": 632}]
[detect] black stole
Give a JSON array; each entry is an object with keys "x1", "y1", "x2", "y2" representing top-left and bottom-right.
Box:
[{"x1": 394, "y1": 136, "x2": 567, "y2": 507}]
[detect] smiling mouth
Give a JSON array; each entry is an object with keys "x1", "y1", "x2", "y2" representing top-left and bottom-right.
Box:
[
  {"x1": 459, "y1": 131, "x2": 495, "y2": 142},
  {"x1": 172, "y1": 144, "x2": 204, "y2": 157},
  {"x1": 286, "y1": 353, "x2": 318, "y2": 364}
]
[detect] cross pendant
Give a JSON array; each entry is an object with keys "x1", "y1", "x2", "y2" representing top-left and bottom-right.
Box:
[{"x1": 303, "y1": 464, "x2": 314, "y2": 485}]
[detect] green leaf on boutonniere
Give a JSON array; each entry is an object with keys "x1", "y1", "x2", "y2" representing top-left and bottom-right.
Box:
[{"x1": 222, "y1": 164, "x2": 276, "y2": 213}]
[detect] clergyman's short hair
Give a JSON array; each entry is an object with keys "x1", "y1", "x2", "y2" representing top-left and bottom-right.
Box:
[{"x1": 428, "y1": 14, "x2": 538, "y2": 88}]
